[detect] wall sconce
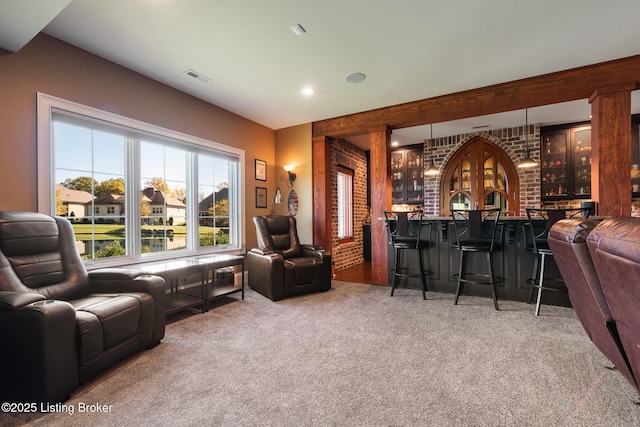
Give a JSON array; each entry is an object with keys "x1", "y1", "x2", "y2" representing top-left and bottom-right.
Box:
[{"x1": 284, "y1": 165, "x2": 297, "y2": 187}]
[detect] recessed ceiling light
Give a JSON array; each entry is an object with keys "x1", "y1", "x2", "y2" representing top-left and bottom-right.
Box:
[
  {"x1": 301, "y1": 86, "x2": 315, "y2": 96},
  {"x1": 391, "y1": 141, "x2": 399, "y2": 147},
  {"x1": 291, "y1": 24, "x2": 306, "y2": 35},
  {"x1": 345, "y1": 72, "x2": 366, "y2": 84}
]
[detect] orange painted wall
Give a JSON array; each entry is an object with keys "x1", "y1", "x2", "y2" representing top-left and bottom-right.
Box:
[{"x1": 0, "y1": 34, "x2": 275, "y2": 251}]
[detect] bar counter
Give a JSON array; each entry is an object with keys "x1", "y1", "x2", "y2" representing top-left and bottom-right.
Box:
[{"x1": 384, "y1": 216, "x2": 571, "y2": 307}]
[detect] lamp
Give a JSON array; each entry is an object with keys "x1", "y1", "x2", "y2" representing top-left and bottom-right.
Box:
[
  {"x1": 518, "y1": 109, "x2": 539, "y2": 168},
  {"x1": 284, "y1": 165, "x2": 297, "y2": 187},
  {"x1": 424, "y1": 124, "x2": 439, "y2": 176},
  {"x1": 274, "y1": 187, "x2": 283, "y2": 204}
]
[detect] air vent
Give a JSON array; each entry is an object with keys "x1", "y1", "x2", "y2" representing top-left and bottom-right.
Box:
[
  {"x1": 290, "y1": 24, "x2": 306, "y2": 35},
  {"x1": 183, "y1": 69, "x2": 211, "y2": 83},
  {"x1": 472, "y1": 124, "x2": 491, "y2": 129}
]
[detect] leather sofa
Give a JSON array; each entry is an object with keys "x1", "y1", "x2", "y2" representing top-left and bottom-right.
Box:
[
  {"x1": 247, "y1": 215, "x2": 331, "y2": 301},
  {"x1": 0, "y1": 212, "x2": 166, "y2": 404},
  {"x1": 549, "y1": 217, "x2": 639, "y2": 392}
]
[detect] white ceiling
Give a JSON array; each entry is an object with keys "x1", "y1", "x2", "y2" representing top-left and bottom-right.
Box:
[{"x1": 3, "y1": 0, "x2": 640, "y2": 148}]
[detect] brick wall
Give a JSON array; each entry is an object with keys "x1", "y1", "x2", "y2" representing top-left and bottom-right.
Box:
[
  {"x1": 422, "y1": 124, "x2": 541, "y2": 216},
  {"x1": 331, "y1": 138, "x2": 368, "y2": 272}
]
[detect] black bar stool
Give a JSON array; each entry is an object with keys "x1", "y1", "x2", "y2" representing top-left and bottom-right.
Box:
[
  {"x1": 384, "y1": 210, "x2": 431, "y2": 299},
  {"x1": 525, "y1": 207, "x2": 583, "y2": 316},
  {"x1": 450, "y1": 208, "x2": 502, "y2": 310}
]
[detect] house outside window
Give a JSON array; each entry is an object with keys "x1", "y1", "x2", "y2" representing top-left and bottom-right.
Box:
[
  {"x1": 337, "y1": 166, "x2": 354, "y2": 242},
  {"x1": 38, "y1": 93, "x2": 244, "y2": 267}
]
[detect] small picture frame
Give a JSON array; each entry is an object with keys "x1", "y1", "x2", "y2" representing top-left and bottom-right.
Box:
[
  {"x1": 255, "y1": 159, "x2": 267, "y2": 181},
  {"x1": 255, "y1": 187, "x2": 267, "y2": 208}
]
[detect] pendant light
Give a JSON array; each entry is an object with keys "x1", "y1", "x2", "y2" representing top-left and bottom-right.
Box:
[
  {"x1": 424, "y1": 124, "x2": 439, "y2": 176},
  {"x1": 518, "y1": 109, "x2": 539, "y2": 168}
]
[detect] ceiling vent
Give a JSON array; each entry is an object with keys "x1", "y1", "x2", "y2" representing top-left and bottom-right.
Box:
[
  {"x1": 290, "y1": 24, "x2": 306, "y2": 35},
  {"x1": 472, "y1": 124, "x2": 491, "y2": 130},
  {"x1": 183, "y1": 69, "x2": 211, "y2": 83}
]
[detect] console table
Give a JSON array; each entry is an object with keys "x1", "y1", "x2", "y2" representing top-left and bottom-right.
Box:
[{"x1": 125, "y1": 253, "x2": 245, "y2": 316}]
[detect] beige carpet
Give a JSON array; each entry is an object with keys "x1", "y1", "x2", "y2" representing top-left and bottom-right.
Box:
[{"x1": 3, "y1": 281, "x2": 640, "y2": 426}]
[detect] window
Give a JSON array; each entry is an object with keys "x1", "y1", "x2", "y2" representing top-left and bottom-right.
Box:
[
  {"x1": 441, "y1": 137, "x2": 519, "y2": 216},
  {"x1": 337, "y1": 166, "x2": 354, "y2": 241},
  {"x1": 38, "y1": 93, "x2": 244, "y2": 267}
]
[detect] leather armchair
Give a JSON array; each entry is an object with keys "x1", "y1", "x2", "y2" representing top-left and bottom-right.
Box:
[
  {"x1": 247, "y1": 215, "x2": 331, "y2": 301},
  {"x1": 548, "y1": 218, "x2": 637, "y2": 391},
  {"x1": 0, "y1": 212, "x2": 166, "y2": 404}
]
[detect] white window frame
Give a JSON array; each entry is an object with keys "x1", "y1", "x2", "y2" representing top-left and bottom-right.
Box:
[
  {"x1": 337, "y1": 166, "x2": 354, "y2": 241},
  {"x1": 37, "y1": 92, "x2": 245, "y2": 268}
]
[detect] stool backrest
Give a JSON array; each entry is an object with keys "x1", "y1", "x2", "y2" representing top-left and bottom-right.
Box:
[
  {"x1": 451, "y1": 208, "x2": 501, "y2": 250},
  {"x1": 525, "y1": 208, "x2": 583, "y2": 253},
  {"x1": 384, "y1": 210, "x2": 424, "y2": 248}
]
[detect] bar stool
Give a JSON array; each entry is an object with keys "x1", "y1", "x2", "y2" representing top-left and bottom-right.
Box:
[
  {"x1": 384, "y1": 210, "x2": 431, "y2": 299},
  {"x1": 525, "y1": 207, "x2": 583, "y2": 316},
  {"x1": 450, "y1": 208, "x2": 502, "y2": 310}
]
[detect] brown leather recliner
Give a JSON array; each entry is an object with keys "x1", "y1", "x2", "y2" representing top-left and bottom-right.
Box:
[
  {"x1": 585, "y1": 217, "x2": 640, "y2": 392},
  {"x1": 548, "y1": 218, "x2": 637, "y2": 391},
  {"x1": 0, "y1": 212, "x2": 166, "y2": 404},
  {"x1": 247, "y1": 215, "x2": 331, "y2": 301}
]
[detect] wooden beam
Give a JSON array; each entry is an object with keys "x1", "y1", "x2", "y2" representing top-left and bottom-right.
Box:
[{"x1": 313, "y1": 54, "x2": 640, "y2": 138}]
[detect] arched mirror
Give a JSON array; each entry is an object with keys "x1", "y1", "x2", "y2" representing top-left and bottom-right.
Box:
[{"x1": 441, "y1": 137, "x2": 519, "y2": 215}]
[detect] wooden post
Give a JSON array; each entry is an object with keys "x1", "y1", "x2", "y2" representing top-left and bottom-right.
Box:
[
  {"x1": 312, "y1": 135, "x2": 332, "y2": 253},
  {"x1": 369, "y1": 126, "x2": 392, "y2": 285},
  {"x1": 589, "y1": 84, "x2": 634, "y2": 216}
]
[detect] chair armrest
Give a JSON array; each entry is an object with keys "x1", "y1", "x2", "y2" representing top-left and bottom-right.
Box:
[
  {"x1": 301, "y1": 244, "x2": 330, "y2": 259},
  {"x1": 247, "y1": 250, "x2": 285, "y2": 301},
  {"x1": 249, "y1": 247, "x2": 274, "y2": 256},
  {"x1": 88, "y1": 268, "x2": 166, "y2": 346},
  {"x1": 0, "y1": 298, "x2": 78, "y2": 403},
  {"x1": 0, "y1": 291, "x2": 46, "y2": 311},
  {"x1": 301, "y1": 245, "x2": 332, "y2": 290}
]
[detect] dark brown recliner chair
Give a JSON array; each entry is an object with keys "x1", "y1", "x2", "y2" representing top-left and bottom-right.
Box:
[
  {"x1": 0, "y1": 212, "x2": 166, "y2": 404},
  {"x1": 548, "y1": 218, "x2": 637, "y2": 391},
  {"x1": 586, "y1": 217, "x2": 640, "y2": 392},
  {"x1": 247, "y1": 215, "x2": 331, "y2": 301}
]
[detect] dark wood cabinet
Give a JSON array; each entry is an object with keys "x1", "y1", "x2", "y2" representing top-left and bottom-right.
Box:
[
  {"x1": 391, "y1": 144, "x2": 424, "y2": 204},
  {"x1": 540, "y1": 123, "x2": 591, "y2": 200}
]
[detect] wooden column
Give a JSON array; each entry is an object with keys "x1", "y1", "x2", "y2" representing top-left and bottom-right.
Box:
[
  {"x1": 589, "y1": 84, "x2": 634, "y2": 216},
  {"x1": 312, "y1": 135, "x2": 333, "y2": 253},
  {"x1": 369, "y1": 126, "x2": 392, "y2": 285}
]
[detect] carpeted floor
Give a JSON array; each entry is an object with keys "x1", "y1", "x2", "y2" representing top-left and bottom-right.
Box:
[{"x1": 3, "y1": 281, "x2": 640, "y2": 426}]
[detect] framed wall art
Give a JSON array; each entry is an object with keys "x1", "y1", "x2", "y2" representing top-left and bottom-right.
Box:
[
  {"x1": 255, "y1": 159, "x2": 267, "y2": 181},
  {"x1": 256, "y1": 187, "x2": 267, "y2": 208}
]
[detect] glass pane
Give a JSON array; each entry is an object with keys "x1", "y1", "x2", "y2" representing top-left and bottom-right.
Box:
[
  {"x1": 391, "y1": 152, "x2": 404, "y2": 202},
  {"x1": 140, "y1": 141, "x2": 187, "y2": 253},
  {"x1": 450, "y1": 193, "x2": 471, "y2": 210},
  {"x1": 484, "y1": 157, "x2": 493, "y2": 190},
  {"x1": 198, "y1": 154, "x2": 231, "y2": 248},
  {"x1": 337, "y1": 171, "x2": 354, "y2": 239},
  {"x1": 484, "y1": 191, "x2": 507, "y2": 211},
  {"x1": 574, "y1": 129, "x2": 591, "y2": 195},
  {"x1": 450, "y1": 165, "x2": 460, "y2": 192},
  {"x1": 461, "y1": 160, "x2": 471, "y2": 193},
  {"x1": 54, "y1": 122, "x2": 127, "y2": 260},
  {"x1": 496, "y1": 162, "x2": 506, "y2": 191}
]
